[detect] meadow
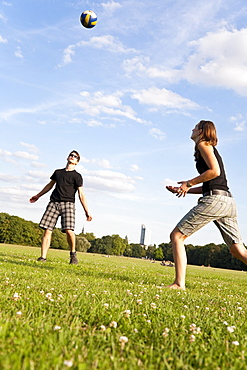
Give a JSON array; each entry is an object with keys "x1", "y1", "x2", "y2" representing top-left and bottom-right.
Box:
[{"x1": 1, "y1": 244, "x2": 247, "y2": 370}]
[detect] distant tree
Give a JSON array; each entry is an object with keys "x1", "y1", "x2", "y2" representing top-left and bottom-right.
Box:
[
  {"x1": 159, "y1": 243, "x2": 173, "y2": 261},
  {"x1": 154, "y1": 247, "x2": 164, "y2": 261},
  {"x1": 130, "y1": 243, "x2": 143, "y2": 258},
  {"x1": 146, "y1": 245, "x2": 155, "y2": 259},
  {"x1": 76, "y1": 236, "x2": 91, "y2": 252},
  {"x1": 78, "y1": 232, "x2": 96, "y2": 242},
  {"x1": 50, "y1": 228, "x2": 67, "y2": 250}
]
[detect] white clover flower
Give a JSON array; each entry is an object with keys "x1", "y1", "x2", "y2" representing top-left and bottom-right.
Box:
[
  {"x1": 53, "y1": 325, "x2": 61, "y2": 331},
  {"x1": 100, "y1": 325, "x2": 106, "y2": 331},
  {"x1": 223, "y1": 321, "x2": 228, "y2": 326},
  {"x1": 195, "y1": 306, "x2": 200, "y2": 309},
  {"x1": 119, "y1": 336, "x2": 128, "y2": 343},
  {"x1": 237, "y1": 307, "x2": 243, "y2": 311},
  {"x1": 136, "y1": 299, "x2": 142, "y2": 305},
  {"x1": 162, "y1": 328, "x2": 170, "y2": 337},
  {"x1": 124, "y1": 310, "x2": 131, "y2": 318},
  {"x1": 40, "y1": 290, "x2": 44, "y2": 295},
  {"x1": 133, "y1": 328, "x2": 138, "y2": 333},
  {"x1": 183, "y1": 305, "x2": 188, "y2": 309},
  {"x1": 16, "y1": 311, "x2": 22, "y2": 316},
  {"x1": 146, "y1": 319, "x2": 151, "y2": 324},
  {"x1": 46, "y1": 293, "x2": 52, "y2": 299},
  {"x1": 109, "y1": 321, "x2": 117, "y2": 328},
  {"x1": 232, "y1": 341, "x2": 239, "y2": 346},
  {"x1": 205, "y1": 307, "x2": 209, "y2": 311},
  {"x1": 63, "y1": 360, "x2": 73, "y2": 367},
  {"x1": 103, "y1": 303, "x2": 109, "y2": 309},
  {"x1": 150, "y1": 302, "x2": 157, "y2": 309},
  {"x1": 155, "y1": 294, "x2": 160, "y2": 299},
  {"x1": 227, "y1": 326, "x2": 235, "y2": 333},
  {"x1": 189, "y1": 334, "x2": 196, "y2": 343},
  {"x1": 180, "y1": 315, "x2": 186, "y2": 319},
  {"x1": 13, "y1": 293, "x2": 20, "y2": 301}
]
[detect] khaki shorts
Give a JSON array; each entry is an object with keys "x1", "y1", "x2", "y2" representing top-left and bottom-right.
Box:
[{"x1": 177, "y1": 195, "x2": 242, "y2": 248}]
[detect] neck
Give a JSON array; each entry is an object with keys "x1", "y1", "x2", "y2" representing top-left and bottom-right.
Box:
[{"x1": 66, "y1": 163, "x2": 75, "y2": 171}]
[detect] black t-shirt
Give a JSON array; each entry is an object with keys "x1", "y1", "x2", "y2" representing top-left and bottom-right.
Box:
[
  {"x1": 196, "y1": 147, "x2": 229, "y2": 193},
  {"x1": 50, "y1": 169, "x2": 83, "y2": 203}
]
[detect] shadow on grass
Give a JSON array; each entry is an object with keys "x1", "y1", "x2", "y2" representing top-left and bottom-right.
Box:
[{"x1": 0, "y1": 255, "x2": 55, "y2": 270}]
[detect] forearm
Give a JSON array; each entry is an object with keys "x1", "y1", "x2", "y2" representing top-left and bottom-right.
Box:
[
  {"x1": 79, "y1": 194, "x2": 90, "y2": 217},
  {"x1": 187, "y1": 186, "x2": 202, "y2": 194},
  {"x1": 36, "y1": 183, "x2": 54, "y2": 198},
  {"x1": 187, "y1": 169, "x2": 219, "y2": 187}
]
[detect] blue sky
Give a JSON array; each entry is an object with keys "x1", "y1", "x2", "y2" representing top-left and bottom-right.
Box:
[{"x1": 1, "y1": 0, "x2": 247, "y2": 246}]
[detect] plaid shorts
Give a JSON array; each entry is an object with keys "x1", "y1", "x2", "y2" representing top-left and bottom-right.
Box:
[
  {"x1": 177, "y1": 195, "x2": 242, "y2": 248},
  {"x1": 39, "y1": 201, "x2": 75, "y2": 233}
]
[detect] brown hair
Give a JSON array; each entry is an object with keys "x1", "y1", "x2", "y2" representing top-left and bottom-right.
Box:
[
  {"x1": 194, "y1": 120, "x2": 218, "y2": 160},
  {"x1": 69, "y1": 150, "x2": 80, "y2": 162}
]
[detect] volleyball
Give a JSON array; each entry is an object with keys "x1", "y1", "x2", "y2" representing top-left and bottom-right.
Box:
[{"x1": 80, "y1": 10, "x2": 98, "y2": 29}]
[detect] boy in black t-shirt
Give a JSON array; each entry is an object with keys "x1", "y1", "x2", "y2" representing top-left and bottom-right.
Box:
[{"x1": 30, "y1": 150, "x2": 92, "y2": 264}]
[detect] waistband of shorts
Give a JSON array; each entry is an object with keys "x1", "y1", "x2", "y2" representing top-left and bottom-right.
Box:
[{"x1": 203, "y1": 189, "x2": 232, "y2": 197}]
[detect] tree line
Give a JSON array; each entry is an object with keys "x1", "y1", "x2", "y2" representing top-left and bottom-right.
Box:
[{"x1": 0, "y1": 212, "x2": 246, "y2": 271}]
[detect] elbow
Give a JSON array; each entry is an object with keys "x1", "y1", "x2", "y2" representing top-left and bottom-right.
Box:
[{"x1": 212, "y1": 168, "x2": 220, "y2": 178}]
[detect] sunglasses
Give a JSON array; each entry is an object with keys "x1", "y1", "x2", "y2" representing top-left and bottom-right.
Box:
[{"x1": 69, "y1": 154, "x2": 79, "y2": 159}]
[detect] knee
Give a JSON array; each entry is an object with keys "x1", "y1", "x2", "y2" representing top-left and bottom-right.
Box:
[
  {"x1": 230, "y1": 243, "x2": 246, "y2": 258},
  {"x1": 65, "y1": 229, "x2": 74, "y2": 237},
  {"x1": 170, "y1": 227, "x2": 186, "y2": 243}
]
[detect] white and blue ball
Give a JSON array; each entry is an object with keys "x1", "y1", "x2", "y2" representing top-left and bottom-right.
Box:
[{"x1": 80, "y1": 10, "x2": 97, "y2": 29}]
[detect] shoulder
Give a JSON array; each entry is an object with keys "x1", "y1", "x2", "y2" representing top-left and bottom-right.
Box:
[{"x1": 197, "y1": 141, "x2": 214, "y2": 154}]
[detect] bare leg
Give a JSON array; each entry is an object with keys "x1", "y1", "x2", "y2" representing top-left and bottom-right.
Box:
[
  {"x1": 230, "y1": 243, "x2": 247, "y2": 265},
  {"x1": 66, "y1": 229, "x2": 76, "y2": 252},
  {"x1": 166, "y1": 226, "x2": 187, "y2": 289},
  {"x1": 41, "y1": 229, "x2": 52, "y2": 258}
]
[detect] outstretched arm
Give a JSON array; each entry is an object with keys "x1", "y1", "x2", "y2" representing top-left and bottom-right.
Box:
[
  {"x1": 168, "y1": 142, "x2": 220, "y2": 198},
  {"x1": 29, "y1": 180, "x2": 56, "y2": 203},
  {"x1": 166, "y1": 185, "x2": 202, "y2": 196},
  {"x1": 78, "y1": 186, "x2": 92, "y2": 221}
]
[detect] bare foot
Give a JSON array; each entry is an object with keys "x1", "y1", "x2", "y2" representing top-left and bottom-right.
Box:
[{"x1": 165, "y1": 283, "x2": 185, "y2": 290}]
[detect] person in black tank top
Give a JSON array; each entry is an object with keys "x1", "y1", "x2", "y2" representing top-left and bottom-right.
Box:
[{"x1": 165, "y1": 120, "x2": 247, "y2": 290}]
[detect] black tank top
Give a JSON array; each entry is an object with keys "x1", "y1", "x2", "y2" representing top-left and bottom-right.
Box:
[{"x1": 196, "y1": 146, "x2": 229, "y2": 194}]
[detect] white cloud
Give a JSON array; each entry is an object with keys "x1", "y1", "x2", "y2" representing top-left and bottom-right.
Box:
[
  {"x1": 130, "y1": 164, "x2": 139, "y2": 172},
  {"x1": 25, "y1": 170, "x2": 50, "y2": 180},
  {"x1": 31, "y1": 162, "x2": 47, "y2": 168},
  {"x1": 230, "y1": 114, "x2": 246, "y2": 132},
  {"x1": 59, "y1": 35, "x2": 136, "y2": 67},
  {"x1": 15, "y1": 46, "x2": 23, "y2": 59},
  {"x1": 123, "y1": 57, "x2": 181, "y2": 82},
  {"x1": 183, "y1": 27, "x2": 247, "y2": 95},
  {"x1": 14, "y1": 151, "x2": 38, "y2": 160},
  {"x1": 81, "y1": 168, "x2": 138, "y2": 193},
  {"x1": 77, "y1": 90, "x2": 145, "y2": 124},
  {"x1": 102, "y1": 1, "x2": 122, "y2": 13},
  {"x1": 0, "y1": 34, "x2": 7, "y2": 43},
  {"x1": 149, "y1": 128, "x2": 166, "y2": 141},
  {"x1": 131, "y1": 87, "x2": 199, "y2": 110},
  {"x1": 95, "y1": 159, "x2": 113, "y2": 169},
  {"x1": 85, "y1": 175, "x2": 135, "y2": 193},
  {"x1": 20, "y1": 142, "x2": 38, "y2": 153},
  {"x1": 0, "y1": 173, "x2": 19, "y2": 182}
]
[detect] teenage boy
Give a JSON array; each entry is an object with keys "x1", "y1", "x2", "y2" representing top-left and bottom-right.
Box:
[{"x1": 29, "y1": 150, "x2": 92, "y2": 264}]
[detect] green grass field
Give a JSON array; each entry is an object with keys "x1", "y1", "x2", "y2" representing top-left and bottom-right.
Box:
[{"x1": 1, "y1": 244, "x2": 247, "y2": 370}]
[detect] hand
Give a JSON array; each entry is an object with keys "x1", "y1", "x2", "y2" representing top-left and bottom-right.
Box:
[
  {"x1": 166, "y1": 186, "x2": 180, "y2": 194},
  {"x1": 176, "y1": 181, "x2": 190, "y2": 197},
  {"x1": 86, "y1": 214, "x2": 92, "y2": 221},
  {"x1": 29, "y1": 195, "x2": 39, "y2": 203}
]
